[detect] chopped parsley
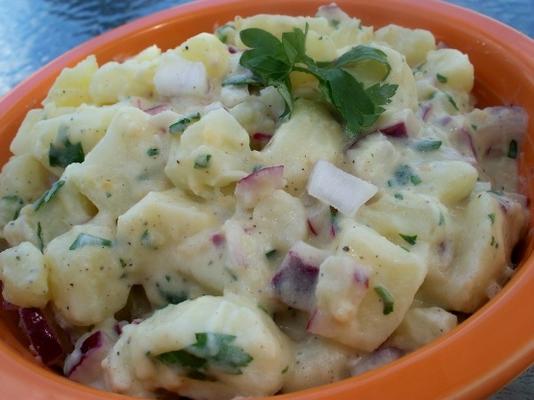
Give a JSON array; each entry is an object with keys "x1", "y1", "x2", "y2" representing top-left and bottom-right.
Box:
[
  {"x1": 33, "y1": 180, "x2": 65, "y2": 211},
  {"x1": 471, "y1": 124, "x2": 478, "y2": 131},
  {"x1": 374, "y1": 285, "x2": 394, "y2": 315},
  {"x1": 156, "y1": 332, "x2": 253, "y2": 376},
  {"x1": 410, "y1": 174, "x2": 422, "y2": 185},
  {"x1": 488, "y1": 213, "x2": 496, "y2": 224},
  {"x1": 238, "y1": 25, "x2": 397, "y2": 136},
  {"x1": 399, "y1": 233, "x2": 417, "y2": 246},
  {"x1": 436, "y1": 73, "x2": 448, "y2": 83},
  {"x1": 158, "y1": 289, "x2": 188, "y2": 305},
  {"x1": 140, "y1": 229, "x2": 155, "y2": 248},
  {"x1": 414, "y1": 139, "x2": 442, "y2": 152},
  {"x1": 265, "y1": 249, "x2": 278, "y2": 259},
  {"x1": 330, "y1": 19, "x2": 340, "y2": 28},
  {"x1": 445, "y1": 93, "x2": 459, "y2": 111},
  {"x1": 215, "y1": 24, "x2": 235, "y2": 44},
  {"x1": 394, "y1": 193, "x2": 403, "y2": 200},
  {"x1": 69, "y1": 233, "x2": 113, "y2": 250},
  {"x1": 0, "y1": 195, "x2": 24, "y2": 220},
  {"x1": 508, "y1": 140, "x2": 518, "y2": 159},
  {"x1": 169, "y1": 113, "x2": 201, "y2": 135},
  {"x1": 194, "y1": 154, "x2": 211, "y2": 169},
  {"x1": 146, "y1": 148, "x2": 160, "y2": 157},
  {"x1": 48, "y1": 127, "x2": 85, "y2": 168},
  {"x1": 393, "y1": 164, "x2": 422, "y2": 186},
  {"x1": 222, "y1": 75, "x2": 263, "y2": 87},
  {"x1": 36, "y1": 222, "x2": 44, "y2": 252},
  {"x1": 438, "y1": 212, "x2": 445, "y2": 226}
]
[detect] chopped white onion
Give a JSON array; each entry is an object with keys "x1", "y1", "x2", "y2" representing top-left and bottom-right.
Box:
[
  {"x1": 154, "y1": 54, "x2": 208, "y2": 98},
  {"x1": 307, "y1": 160, "x2": 378, "y2": 216}
]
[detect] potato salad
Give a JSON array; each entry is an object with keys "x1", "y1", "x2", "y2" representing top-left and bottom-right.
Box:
[{"x1": 0, "y1": 4, "x2": 528, "y2": 399}]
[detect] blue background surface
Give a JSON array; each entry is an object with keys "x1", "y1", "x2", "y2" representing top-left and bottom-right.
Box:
[
  {"x1": 0, "y1": 0, "x2": 532, "y2": 96},
  {"x1": 0, "y1": 0, "x2": 532, "y2": 397}
]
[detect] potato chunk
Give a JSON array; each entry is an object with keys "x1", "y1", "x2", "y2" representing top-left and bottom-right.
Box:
[
  {"x1": 0, "y1": 242, "x2": 49, "y2": 308},
  {"x1": 103, "y1": 295, "x2": 292, "y2": 399}
]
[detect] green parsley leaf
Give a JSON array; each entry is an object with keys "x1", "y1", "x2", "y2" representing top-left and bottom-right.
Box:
[
  {"x1": 146, "y1": 148, "x2": 159, "y2": 157},
  {"x1": 414, "y1": 139, "x2": 442, "y2": 152},
  {"x1": 436, "y1": 73, "x2": 448, "y2": 83},
  {"x1": 394, "y1": 193, "x2": 403, "y2": 200},
  {"x1": 488, "y1": 213, "x2": 496, "y2": 224},
  {"x1": 508, "y1": 140, "x2": 518, "y2": 159},
  {"x1": 319, "y1": 45, "x2": 391, "y2": 79},
  {"x1": 33, "y1": 180, "x2": 65, "y2": 211},
  {"x1": 0, "y1": 195, "x2": 24, "y2": 220},
  {"x1": 49, "y1": 128, "x2": 84, "y2": 168},
  {"x1": 69, "y1": 233, "x2": 112, "y2": 250},
  {"x1": 238, "y1": 26, "x2": 396, "y2": 137},
  {"x1": 374, "y1": 285, "x2": 394, "y2": 315},
  {"x1": 194, "y1": 154, "x2": 212, "y2": 169},
  {"x1": 169, "y1": 113, "x2": 201, "y2": 135},
  {"x1": 157, "y1": 332, "x2": 253, "y2": 376},
  {"x1": 399, "y1": 233, "x2": 417, "y2": 245}
]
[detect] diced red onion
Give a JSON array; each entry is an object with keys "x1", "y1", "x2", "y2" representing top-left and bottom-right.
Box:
[
  {"x1": 307, "y1": 219, "x2": 318, "y2": 236},
  {"x1": 353, "y1": 269, "x2": 369, "y2": 288},
  {"x1": 330, "y1": 222, "x2": 337, "y2": 238},
  {"x1": 143, "y1": 104, "x2": 169, "y2": 115},
  {"x1": 307, "y1": 160, "x2": 378, "y2": 216},
  {"x1": 376, "y1": 109, "x2": 421, "y2": 138},
  {"x1": 252, "y1": 132, "x2": 273, "y2": 142},
  {"x1": 18, "y1": 308, "x2": 65, "y2": 366},
  {"x1": 438, "y1": 116, "x2": 453, "y2": 126},
  {"x1": 350, "y1": 347, "x2": 405, "y2": 376},
  {"x1": 306, "y1": 204, "x2": 333, "y2": 240},
  {"x1": 211, "y1": 233, "x2": 225, "y2": 247},
  {"x1": 420, "y1": 103, "x2": 432, "y2": 122},
  {"x1": 235, "y1": 165, "x2": 284, "y2": 209},
  {"x1": 251, "y1": 132, "x2": 274, "y2": 150},
  {"x1": 461, "y1": 127, "x2": 478, "y2": 159},
  {"x1": 271, "y1": 242, "x2": 329, "y2": 311},
  {"x1": 228, "y1": 46, "x2": 237, "y2": 54},
  {"x1": 113, "y1": 320, "x2": 129, "y2": 336},
  {"x1": 64, "y1": 330, "x2": 113, "y2": 386},
  {"x1": 380, "y1": 122, "x2": 407, "y2": 138}
]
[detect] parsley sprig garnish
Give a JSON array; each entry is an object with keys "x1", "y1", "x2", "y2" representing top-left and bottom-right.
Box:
[{"x1": 237, "y1": 25, "x2": 397, "y2": 136}]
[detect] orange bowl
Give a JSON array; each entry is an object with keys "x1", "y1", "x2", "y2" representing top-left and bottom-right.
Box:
[{"x1": 0, "y1": 0, "x2": 533, "y2": 399}]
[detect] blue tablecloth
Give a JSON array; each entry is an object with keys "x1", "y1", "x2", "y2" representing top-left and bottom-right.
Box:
[{"x1": 0, "y1": 0, "x2": 532, "y2": 398}]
